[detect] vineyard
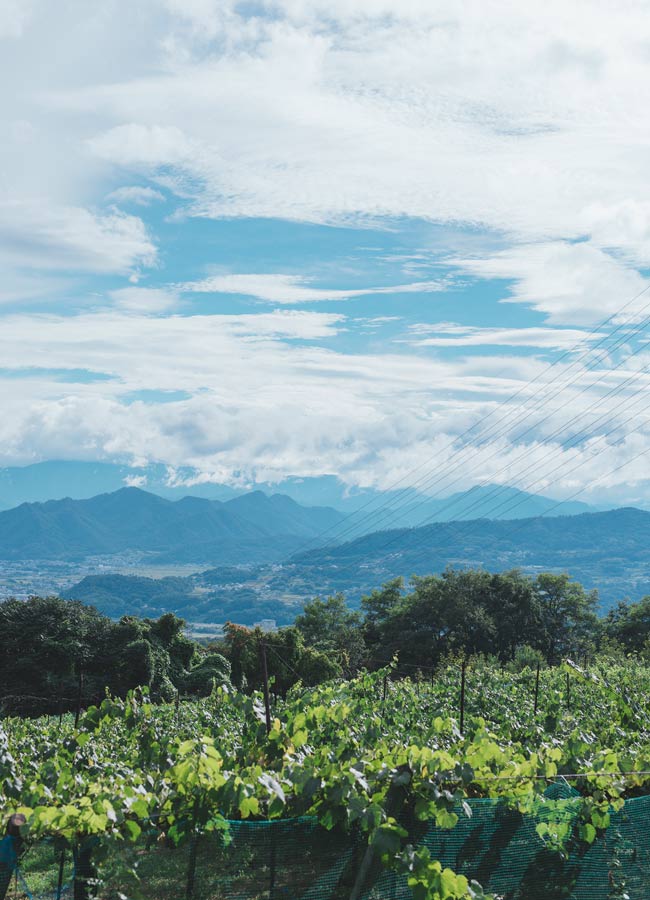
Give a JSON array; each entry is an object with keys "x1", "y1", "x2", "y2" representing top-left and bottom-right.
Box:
[{"x1": 2, "y1": 658, "x2": 650, "y2": 899}]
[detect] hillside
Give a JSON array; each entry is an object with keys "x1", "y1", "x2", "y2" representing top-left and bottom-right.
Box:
[
  {"x1": 67, "y1": 506, "x2": 650, "y2": 621},
  {"x1": 0, "y1": 487, "x2": 343, "y2": 564},
  {"x1": 282, "y1": 507, "x2": 650, "y2": 606}
]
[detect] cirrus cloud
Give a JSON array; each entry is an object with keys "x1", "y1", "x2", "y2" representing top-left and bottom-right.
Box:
[{"x1": 180, "y1": 272, "x2": 449, "y2": 303}]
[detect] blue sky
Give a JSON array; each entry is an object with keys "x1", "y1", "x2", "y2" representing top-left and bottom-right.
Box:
[{"x1": 3, "y1": 0, "x2": 650, "y2": 507}]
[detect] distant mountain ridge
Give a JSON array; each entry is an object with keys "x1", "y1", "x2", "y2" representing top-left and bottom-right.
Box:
[
  {"x1": 0, "y1": 460, "x2": 606, "y2": 524},
  {"x1": 0, "y1": 487, "x2": 343, "y2": 564},
  {"x1": 377, "y1": 484, "x2": 596, "y2": 526},
  {"x1": 287, "y1": 506, "x2": 650, "y2": 610}
]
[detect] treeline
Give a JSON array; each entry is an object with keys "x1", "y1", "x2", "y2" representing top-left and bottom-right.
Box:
[
  {"x1": 223, "y1": 568, "x2": 650, "y2": 690},
  {"x1": 0, "y1": 597, "x2": 230, "y2": 717},
  {"x1": 4, "y1": 568, "x2": 650, "y2": 716}
]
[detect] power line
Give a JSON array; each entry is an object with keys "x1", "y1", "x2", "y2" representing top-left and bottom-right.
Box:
[
  {"x1": 283, "y1": 283, "x2": 650, "y2": 556},
  {"x1": 284, "y1": 409, "x2": 650, "y2": 605},
  {"x1": 405, "y1": 364, "x2": 650, "y2": 530},
  {"x1": 330, "y1": 354, "x2": 650, "y2": 541},
  {"x1": 265, "y1": 642, "x2": 303, "y2": 681},
  {"x1": 283, "y1": 307, "x2": 650, "y2": 582},
  {"x1": 403, "y1": 434, "x2": 650, "y2": 578},
  {"x1": 312, "y1": 315, "x2": 650, "y2": 548}
]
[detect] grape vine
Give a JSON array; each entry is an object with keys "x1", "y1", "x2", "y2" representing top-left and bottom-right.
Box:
[{"x1": 2, "y1": 657, "x2": 650, "y2": 898}]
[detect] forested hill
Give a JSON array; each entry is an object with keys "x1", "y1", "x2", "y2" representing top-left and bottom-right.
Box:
[
  {"x1": 297, "y1": 506, "x2": 650, "y2": 566},
  {"x1": 286, "y1": 506, "x2": 650, "y2": 607},
  {"x1": 0, "y1": 487, "x2": 343, "y2": 563}
]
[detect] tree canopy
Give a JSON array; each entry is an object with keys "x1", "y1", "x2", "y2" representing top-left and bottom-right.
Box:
[
  {"x1": 5, "y1": 565, "x2": 650, "y2": 717},
  {"x1": 0, "y1": 597, "x2": 224, "y2": 716}
]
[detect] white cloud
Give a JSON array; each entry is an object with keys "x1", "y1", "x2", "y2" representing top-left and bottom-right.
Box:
[
  {"x1": 0, "y1": 271, "x2": 71, "y2": 305},
  {"x1": 5, "y1": 1, "x2": 650, "y2": 310},
  {"x1": 89, "y1": 124, "x2": 195, "y2": 168},
  {"x1": 0, "y1": 305, "x2": 648, "y2": 501},
  {"x1": 407, "y1": 322, "x2": 602, "y2": 350},
  {"x1": 110, "y1": 286, "x2": 179, "y2": 313},
  {"x1": 0, "y1": 307, "x2": 528, "y2": 478},
  {"x1": 123, "y1": 473, "x2": 148, "y2": 487},
  {"x1": 6, "y1": 1, "x2": 650, "y2": 502},
  {"x1": 10, "y1": 0, "x2": 642, "y2": 328},
  {"x1": 452, "y1": 242, "x2": 650, "y2": 325},
  {"x1": 0, "y1": 0, "x2": 32, "y2": 38},
  {"x1": 181, "y1": 273, "x2": 447, "y2": 303},
  {"x1": 57, "y1": 3, "x2": 650, "y2": 248},
  {"x1": 0, "y1": 201, "x2": 156, "y2": 274},
  {"x1": 107, "y1": 186, "x2": 165, "y2": 206}
]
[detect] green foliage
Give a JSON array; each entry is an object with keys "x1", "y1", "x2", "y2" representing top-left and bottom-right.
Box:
[
  {"x1": 294, "y1": 593, "x2": 365, "y2": 672},
  {"x1": 535, "y1": 572, "x2": 599, "y2": 663},
  {"x1": 606, "y1": 595, "x2": 650, "y2": 653},
  {"x1": 0, "y1": 598, "x2": 229, "y2": 715},
  {"x1": 362, "y1": 568, "x2": 602, "y2": 669},
  {"x1": 120, "y1": 639, "x2": 155, "y2": 692},
  {"x1": 4, "y1": 659, "x2": 650, "y2": 898},
  {"x1": 223, "y1": 622, "x2": 342, "y2": 694},
  {"x1": 182, "y1": 653, "x2": 231, "y2": 696},
  {"x1": 506, "y1": 644, "x2": 545, "y2": 673},
  {"x1": 0, "y1": 596, "x2": 113, "y2": 716}
]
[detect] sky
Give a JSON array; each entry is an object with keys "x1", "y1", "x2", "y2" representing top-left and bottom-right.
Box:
[{"x1": 3, "y1": 0, "x2": 650, "y2": 507}]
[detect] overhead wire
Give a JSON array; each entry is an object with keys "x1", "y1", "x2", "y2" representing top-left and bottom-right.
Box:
[
  {"x1": 308, "y1": 317, "x2": 650, "y2": 548},
  {"x1": 253, "y1": 278, "x2": 650, "y2": 598},
  {"x1": 401, "y1": 435, "x2": 650, "y2": 579},
  {"x1": 394, "y1": 357, "x2": 650, "y2": 532},
  {"x1": 281, "y1": 386, "x2": 650, "y2": 599},
  {"x1": 328, "y1": 351, "x2": 650, "y2": 541},
  {"x1": 281, "y1": 282, "x2": 650, "y2": 556}
]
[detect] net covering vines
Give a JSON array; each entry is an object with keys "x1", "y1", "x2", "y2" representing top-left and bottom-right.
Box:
[{"x1": 11, "y1": 792, "x2": 650, "y2": 900}]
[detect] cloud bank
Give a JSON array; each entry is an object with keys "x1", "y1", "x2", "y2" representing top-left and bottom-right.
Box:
[{"x1": 3, "y1": 1, "x2": 650, "y2": 504}]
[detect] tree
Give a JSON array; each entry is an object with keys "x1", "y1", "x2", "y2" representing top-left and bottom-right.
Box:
[
  {"x1": 118, "y1": 640, "x2": 155, "y2": 693},
  {"x1": 484, "y1": 570, "x2": 541, "y2": 660},
  {"x1": 605, "y1": 596, "x2": 650, "y2": 653},
  {"x1": 0, "y1": 596, "x2": 113, "y2": 716},
  {"x1": 361, "y1": 578, "x2": 405, "y2": 662},
  {"x1": 144, "y1": 612, "x2": 197, "y2": 698},
  {"x1": 362, "y1": 578, "x2": 404, "y2": 627},
  {"x1": 183, "y1": 652, "x2": 231, "y2": 696},
  {"x1": 0, "y1": 598, "x2": 218, "y2": 715},
  {"x1": 294, "y1": 594, "x2": 365, "y2": 672},
  {"x1": 222, "y1": 623, "x2": 341, "y2": 695},
  {"x1": 362, "y1": 570, "x2": 498, "y2": 668},
  {"x1": 359, "y1": 567, "x2": 599, "y2": 669},
  {"x1": 533, "y1": 573, "x2": 600, "y2": 663}
]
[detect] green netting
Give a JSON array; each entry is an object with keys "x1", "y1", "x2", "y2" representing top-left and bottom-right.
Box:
[
  {"x1": 9, "y1": 790, "x2": 650, "y2": 900},
  {"x1": 370, "y1": 789, "x2": 650, "y2": 900}
]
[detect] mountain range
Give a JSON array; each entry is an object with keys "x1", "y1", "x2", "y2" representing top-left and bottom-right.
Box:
[
  {"x1": 368, "y1": 484, "x2": 596, "y2": 526},
  {"x1": 276, "y1": 506, "x2": 650, "y2": 613},
  {"x1": 0, "y1": 460, "x2": 604, "y2": 523},
  {"x1": 3, "y1": 481, "x2": 648, "y2": 621},
  {"x1": 0, "y1": 482, "x2": 604, "y2": 565},
  {"x1": 0, "y1": 487, "x2": 342, "y2": 564}
]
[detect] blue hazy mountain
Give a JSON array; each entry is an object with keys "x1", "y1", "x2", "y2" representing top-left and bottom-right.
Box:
[
  {"x1": 0, "y1": 461, "x2": 241, "y2": 508},
  {"x1": 0, "y1": 487, "x2": 343, "y2": 563},
  {"x1": 399, "y1": 484, "x2": 597, "y2": 525},
  {"x1": 0, "y1": 461, "x2": 603, "y2": 525}
]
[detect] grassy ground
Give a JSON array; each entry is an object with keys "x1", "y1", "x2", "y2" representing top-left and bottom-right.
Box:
[{"x1": 12, "y1": 828, "x2": 356, "y2": 900}]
